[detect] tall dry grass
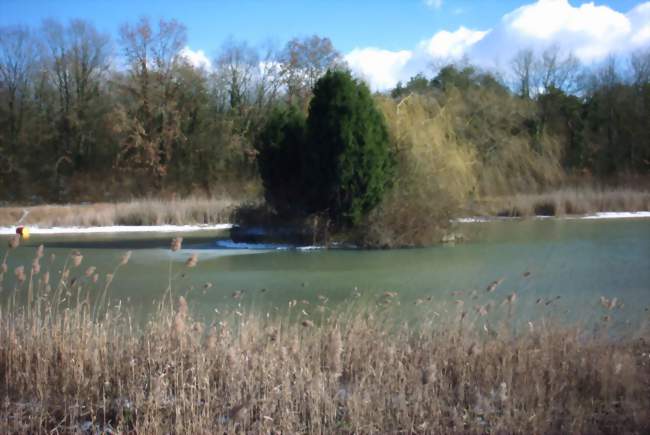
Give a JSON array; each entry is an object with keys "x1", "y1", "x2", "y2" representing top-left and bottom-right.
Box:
[
  {"x1": 474, "y1": 187, "x2": 650, "y2": 217},
  {"x1": 1, "y1": 242, "x2": 650, "y2": 433},
  {"x1": 0, "y1": 196, "x2": 244, "y2": 227}
]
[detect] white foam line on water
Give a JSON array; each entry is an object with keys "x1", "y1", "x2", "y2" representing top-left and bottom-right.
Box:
[
  {"x1": 214, "y1": 240, "x2": 324, "y2": 251},
  {"x1": 0, "y1": 223, "x2": 233, "y2": 235},
  {"x1": 454, "y1": 216, "x2": 516, "y2": 223},
  {"x1": 215, "y1": 240, "x2": 289, "y2": 250}
]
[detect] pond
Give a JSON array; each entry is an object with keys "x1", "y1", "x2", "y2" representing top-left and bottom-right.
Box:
[{"x1": 2, "y1": 218, "x2": 649, "y2": 328}]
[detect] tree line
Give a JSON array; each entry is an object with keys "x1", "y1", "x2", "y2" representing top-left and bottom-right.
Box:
[
  {"x1": 1, "y1": 18, "x2": 649, "y2": 207},
  {"x1": 392, "y1": 47, "x2": 650, "y2": 178},
  {"x1": 0, "y1": 18, "x2": 343, "y2": 202}
]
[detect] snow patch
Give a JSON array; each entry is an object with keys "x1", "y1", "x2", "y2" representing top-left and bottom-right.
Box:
[
  {"x1": 455, "y1": 211, "x2": 650, "y2": 223},
  {"x1": 0, "y1": 224, "x2": 233, "y2": 236},
  {"x1": 578, "y1": 211, "x2": 650, "y2": 220}
]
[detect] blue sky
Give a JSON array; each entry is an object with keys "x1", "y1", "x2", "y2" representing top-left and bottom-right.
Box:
[{"x1": 3, "y1": 0, "x2": 650, "y2": 89}]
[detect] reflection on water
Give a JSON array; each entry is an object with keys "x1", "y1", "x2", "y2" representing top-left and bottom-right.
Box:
[{"x1": 2, "y1": 219, "x2": 649, "y2": 328}]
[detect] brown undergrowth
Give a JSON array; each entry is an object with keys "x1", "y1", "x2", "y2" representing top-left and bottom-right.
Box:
[{"x1": 1, "y1": 241, "x2": 649, "y2": 433}]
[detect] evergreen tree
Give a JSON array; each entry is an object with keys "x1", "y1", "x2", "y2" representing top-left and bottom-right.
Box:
[{"x1": 304, "y1": 70, "x2": 395, "y2": 226}]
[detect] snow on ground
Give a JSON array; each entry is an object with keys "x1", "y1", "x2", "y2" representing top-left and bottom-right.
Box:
[
  {"x1": 576, "y1": 211, "x2": 650, "y2": 220},
  {"x1": 455, "y1": 211, "x2": 650, "y2": 223},
  {"x1": 0, "y1": 223, "x2": 233, "y2": 235}
]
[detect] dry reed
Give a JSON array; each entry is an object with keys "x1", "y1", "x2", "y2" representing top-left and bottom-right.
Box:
[
  {"x1": 475, "y1": 187, "x2": 650, "y2": 218},
  {"x1": 0, "y1": 196, "x2": 241, "y2": 227},
  {"x1": 0, "y1": 244, "x2": 649, "y2": 433}
]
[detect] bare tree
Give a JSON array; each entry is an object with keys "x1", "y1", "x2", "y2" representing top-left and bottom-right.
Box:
[
  {"x1": 535, "y1": 45, "x2": 580, "y2": 94},
  {"x1": 115, "y1": 17, "x2": 187, "y2": 182},
  {"x1": 67, "y1": 20, "x2": 111, "y2": 104},
  {"x1": 511, "y1": 49, "x2": 534, "y2": 99},
  {"x1": 214, "y1": 38, "x2": 258, "y2": 112},
  {"x1": 630, "y1": 48, "x2": 650, "y2": 86},
  {"x1": 41, "y1": 19, "x2": 111, "y2": 162},
  {"x1": 254, "y1": 41, "x2": 283, "y2": 110},
  {"x1": 280, "y1": 35, "x2": 345, "y2": 108},
  {"x1": 597, "y1": 56, "x2": 620, "y2": 90},
  {"x1": 0, "y1": 26, "x2": 38, "y2": 155},
  {"x1": 119, "y1": 17, "x2": 186, "y2": 107}
]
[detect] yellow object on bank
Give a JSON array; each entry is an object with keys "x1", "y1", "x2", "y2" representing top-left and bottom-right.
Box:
[{"x1": 18, "y1": 226, "x2": 30, "y2": 240}]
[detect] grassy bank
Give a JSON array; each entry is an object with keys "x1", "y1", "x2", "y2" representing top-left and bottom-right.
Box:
[
  {"x1": 471, "y1": 187, "x2": 650, "y2": 218},
  {"x1": 1, "y1": 242, "x2": 649, "y2": 433},
  {"x1": 0, "y1": 196, "x2": 245, "y2": 228},
  {"x1": 1, "y1": 186, "x2": 648, "y2": 231}
]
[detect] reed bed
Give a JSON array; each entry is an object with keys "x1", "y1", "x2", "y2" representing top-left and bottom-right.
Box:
[
  {"x1": 1, "y1": 241, "x2": 650, "y2": 433},
  {"x1": 0, "y1": 196, "x2": 243, "y2": 227},
  {"x1": 473, "y1": 187, "x2": 650, "y2": 218}
]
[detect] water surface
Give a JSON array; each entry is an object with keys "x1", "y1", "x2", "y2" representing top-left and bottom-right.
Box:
[{"x1": 2, "y1": 218, "x2": 649, "y2": 327}]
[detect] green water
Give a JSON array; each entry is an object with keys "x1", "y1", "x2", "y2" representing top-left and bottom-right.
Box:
[{"x1": 2, "y1": 218, "x2": 650, "y2": 327}]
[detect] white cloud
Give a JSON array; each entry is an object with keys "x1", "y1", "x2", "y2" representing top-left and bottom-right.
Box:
[
  {"x1": 629, "y1": 2, "x2": 650, "y2": 46},
  {"x1": 346, "y1": 27, "x2": 488, "y2": 90},
  {"x1": 420, "y1": 27, "x2": 489, "y2": 58},
  {"x1": 424, "y1": 0, "x2": 443, "y2": 9},
  {"x1": 345, "y1": 48, "x2": 414, "y2": 91},
  {"x1": 505, "y1": 0, "x2": 629, "y2": 41},
  {"x1": 180, "y1": 46, "x2": 212, "y2": 71},
  {"x1": 346, "y1": 1, "x2": 650, "y2": 91},
  {"x1": 474, "y1": 0, "x2": 632, "y2": 63}
]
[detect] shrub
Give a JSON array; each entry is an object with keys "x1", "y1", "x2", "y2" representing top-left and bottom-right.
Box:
[{"x1": 362, "y1": 94, "x2": 477, "y2": 247}]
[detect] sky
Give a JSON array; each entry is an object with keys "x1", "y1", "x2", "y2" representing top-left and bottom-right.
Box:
[{"x1": 3, "y1": 0, "x2": 650, "y2": 90}]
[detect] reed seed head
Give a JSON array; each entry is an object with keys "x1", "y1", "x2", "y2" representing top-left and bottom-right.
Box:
[
  {"x1": 185, "y1": 253, "x2": 198, "y2": 268},
  {"x1": 120, "y1": 250, "x2": 132, "y2": 265},
  {"x1": 178, "y1": 296, "x2": 189, "y2": 317},
  {"x1": 205, "y1": 326, "x2": 218, "y2": 351},
  {"x1": 171, "y1": 237, "x2": 183, "y2": 252}
]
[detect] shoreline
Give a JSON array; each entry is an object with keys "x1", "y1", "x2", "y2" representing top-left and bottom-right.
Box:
[
  {"x1": 0, "y1": 211, "x2": 648, "y2": 237},
  {"x1": 455, "y1": 210, "x2": 650, "y2": 223}
]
